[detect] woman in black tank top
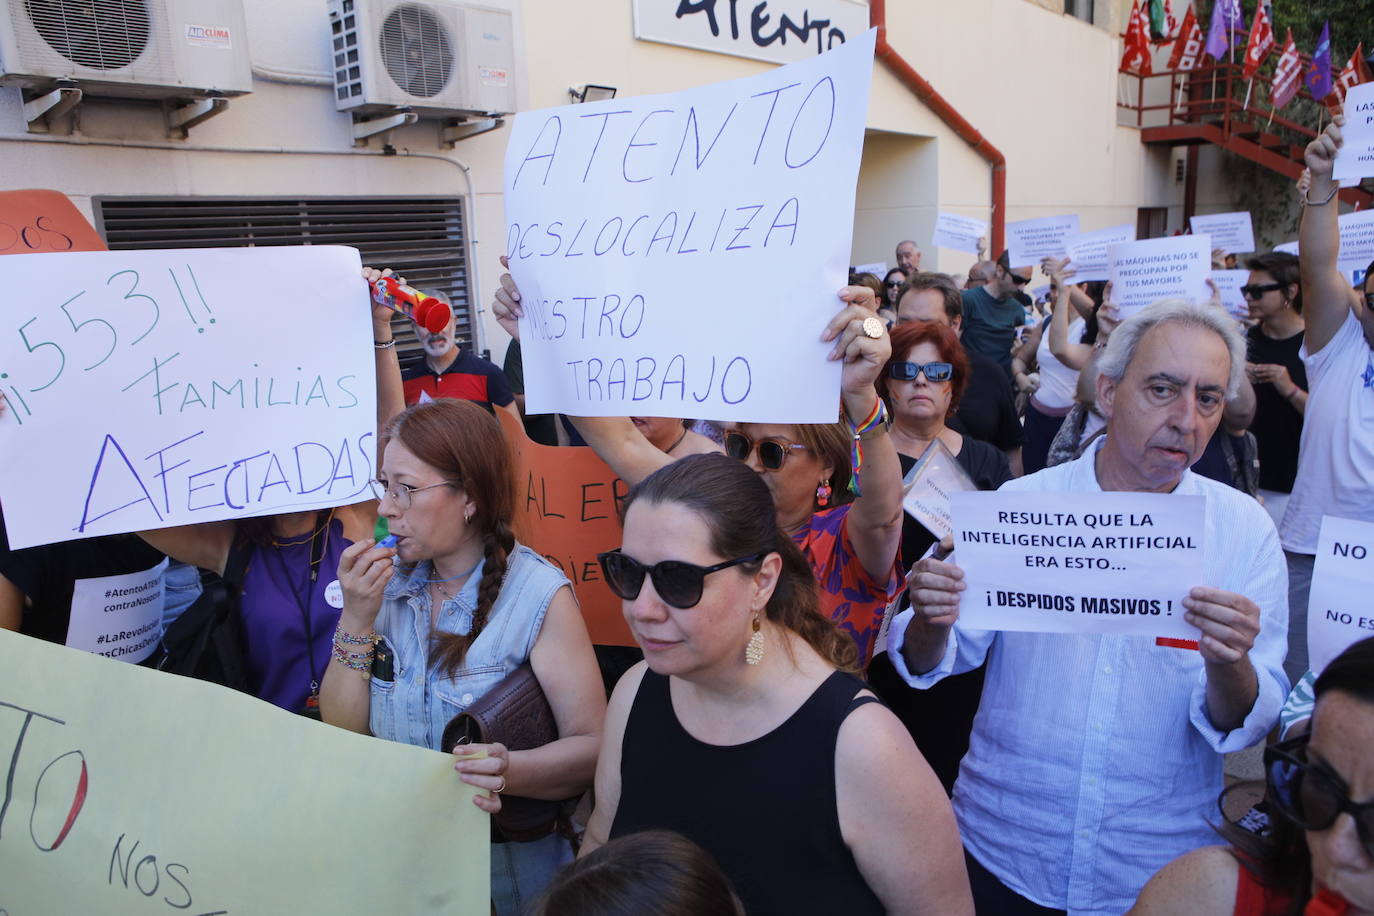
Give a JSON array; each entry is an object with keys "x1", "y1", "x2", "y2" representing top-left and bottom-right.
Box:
[{"x1": 580, "y1": 455, "x2": 973, "y2": 916}]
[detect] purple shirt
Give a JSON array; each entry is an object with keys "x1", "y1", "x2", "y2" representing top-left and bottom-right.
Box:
[{"x1": 239, "y1": 518, "x2": 350, "y2": 711}]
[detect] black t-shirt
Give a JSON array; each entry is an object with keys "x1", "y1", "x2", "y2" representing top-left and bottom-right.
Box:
[
  {"x1": 897, "y1": 438, "x2": 1012, "y2": 568},
  {"x1": 949, "y1": 347, "x2": 1024, "y2": 452},
  {"x1": 1246, "y1": 325, "x2": 1307, "y2": 493},
  {"x1": 0, "y1": 509, "x2": 167, "y2": 645}
]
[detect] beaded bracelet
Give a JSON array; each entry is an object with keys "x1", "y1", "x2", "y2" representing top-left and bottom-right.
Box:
[
  {"x1": 331, "y1": 642, "x2": 373, "y2": 679},
  {"x1": 334, "y1": 625, "x2": 376, "y2": 646},
  {"x1": 846, "y1": 398, "x2": 888, "y2": 498}
]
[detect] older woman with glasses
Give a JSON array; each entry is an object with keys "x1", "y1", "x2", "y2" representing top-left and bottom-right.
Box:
[
  {"x1": 865, "y1": 320, "x2": 1010, "y2": 792},
  {"x1": 1128, "y1": 636, "x2": 1374, "y2": 916},
  {"x1": 491, "y1": 267, "x2": 905, "y2": 668},
  {"x1": 321, "y1": 398, "x2": 605, "y2": 915},
  {"x1": 581, "y1": 453, "x2": 973, "y2": 916}
]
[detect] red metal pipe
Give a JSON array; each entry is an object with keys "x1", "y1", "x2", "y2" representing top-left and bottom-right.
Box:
[{"x1": 870, "y1": 0, "x2": 1007, "y2": 255}]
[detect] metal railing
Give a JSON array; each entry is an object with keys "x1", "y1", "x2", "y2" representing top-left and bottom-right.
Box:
[{"x1": 1117, "y1": 58, "x2": 1330, "y2": 157}]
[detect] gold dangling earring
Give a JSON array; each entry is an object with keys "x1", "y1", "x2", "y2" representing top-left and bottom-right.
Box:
[{"x1": 745, "y1": 613, "x2": 765, "y2": 665}]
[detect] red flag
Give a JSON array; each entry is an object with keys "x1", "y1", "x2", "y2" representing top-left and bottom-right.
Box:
[
  {"x1": 1164, "y1": 0, "x2": 1180, "y2": 40},
  {"x1": 1335, "y1": 43, "x2": 1373, "y2": 100},
  {"x1": 1168, "y1": 5, "x2": 1203, "y2": 72},
  {"x1": 1121, "y1": 0, "x2": 1154, "y2": 75},
  {"x1": 1241, "y1": 3, "x2": 1275, "y2": 81},
  {"x1": 1270, "y1": 28, "x2": 1302, "y2": 110}
]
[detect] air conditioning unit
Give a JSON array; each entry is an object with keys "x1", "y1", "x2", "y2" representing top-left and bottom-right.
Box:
[
  {"x1": 0, "y1": 0, "x2": 251, "y2": 99},
  {"x1": 328, "y1": 0, "x2": 515, "y2": 118}
]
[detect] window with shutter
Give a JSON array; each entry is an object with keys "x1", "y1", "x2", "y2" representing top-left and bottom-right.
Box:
[{"x1": 93, "y1": 196, "x2": 472, "y2": 369}]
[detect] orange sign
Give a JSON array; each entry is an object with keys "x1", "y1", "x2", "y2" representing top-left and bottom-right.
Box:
[
  {"x1": 497, "y1": 409, "x2": 635, "y2": 646},
  {"x1": 0, "y1": 189, "x2": 107, "y2": 255}
]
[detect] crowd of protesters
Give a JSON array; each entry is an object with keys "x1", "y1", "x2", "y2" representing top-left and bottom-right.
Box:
[{"x1": 2, "y1": 116, "x2": 1372, "y2": 916}]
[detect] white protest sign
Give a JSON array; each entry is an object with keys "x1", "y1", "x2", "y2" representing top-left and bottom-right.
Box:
[
  {"x1": 65, "y1": 558, "x2": 166, "y2": 663},
  {"x1": 902, "y1": 439, "x2": 977, "y2": 539},
  {"x1": 1006, "y1": 214, "x2": 1080, "y2": 268},
  {"x1": 1107, "y1": 234, "x2": 1213, "y2": 317},
  {"x1": 1338, "y1": 209, "x2": 1374, "y2": 271},
  {"x1": 1333, "y1": 82, "x2": 1374, "y2": 181},
  {"x1": 1210, "y1": 269, "x2": 1251, "y2": 320},
  {"x1": 1306, "y1": 516, "x2": 1374, "y2": 675},
  {"x1": 932, "y1": 212, "x2": 989, "y2": 255},
  {"x1": 1190, "y1": 211, "x2": 1256, "y2": 254},
  {"x1": 0, "y1": 246, "x2": 375, "y2": 549},
  {"x1": 0, "y1": 628, "x2": 488, "y2": 914},
  {"x1": 951, "y1": 490, "x2": 1204, "y2": 637},
  {"x1": 853, "y1": 260, "x2": 887, "y2": 277},
  {"x1": 1065, "y1": 223, "x2": 1136, "y2": 283},
  {"x1": 504, "y1": 31, "x2": 875, "y2": 424},
  {"x1": 1273, "y1": 213, "x2": 1374, "y2": 272}
]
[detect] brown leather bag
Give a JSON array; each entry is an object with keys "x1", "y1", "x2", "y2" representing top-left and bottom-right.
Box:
[{"x1": 441, "y1": 662, "x2": 577, "y2": 843}]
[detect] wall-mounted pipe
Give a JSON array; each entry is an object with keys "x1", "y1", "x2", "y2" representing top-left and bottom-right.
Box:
[{"x1": 870, "y1": 0, "x2": 1007, "y2": 256}]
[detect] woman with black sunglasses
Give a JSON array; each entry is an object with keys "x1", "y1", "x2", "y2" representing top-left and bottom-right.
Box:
[
  {"x1": 1128, "y1": 636, "x2": 1374, "y2": 916},
  {"x1": 1241, "y1": 251, "x2": 1307, "y2": 534},
  {"x1": 864, "y1": 319, "x2": 1011, "y2": 793},
  {"x1": 490, "y1": 264, "x2": 905, "y2": 669},
  {"x1": 581, "y1": 453, "x2": 973, "y2": 916}
]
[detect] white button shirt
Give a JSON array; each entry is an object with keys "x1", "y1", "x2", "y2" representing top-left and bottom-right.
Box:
[{"x1": 887, "y1": 439, "x2": 1289, "y2": 916}]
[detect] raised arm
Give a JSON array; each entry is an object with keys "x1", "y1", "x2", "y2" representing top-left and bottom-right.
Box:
[
  {"x1": 363, "y1": 267, "x2": 407, "y2": 466},
  {"x1": 1299, "y1": 117, "x2": 1356, "y2": 353},
  {"x1": 138, "y1": 521, "x2": 234, "y2": 577},
  {"x1": 1044, "y1": 258, "x2": 1092, "y2": 369},
  {"x1": 825, "y1": 286, "x2": 903, "y2": 583}
]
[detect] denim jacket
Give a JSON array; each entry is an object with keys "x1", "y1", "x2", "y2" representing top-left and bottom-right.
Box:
[{"x1": 369, "y1": 543, "x2": 569, "y2": 750}]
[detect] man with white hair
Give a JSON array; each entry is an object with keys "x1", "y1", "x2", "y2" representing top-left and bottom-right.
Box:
[
  {"x1": 895, "y1": 239, "x2": 922, "y2": 272},
  {"x1": 887, "y1": 299, "x2": 1289, "y2": 916}
]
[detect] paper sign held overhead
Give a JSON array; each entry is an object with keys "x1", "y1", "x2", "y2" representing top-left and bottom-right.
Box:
[
  {"x1": 0, "y1": 629, "x2": 488, "y2": 914},
  {"x1": 0, "y1": 246, "x2": 376, "y2": 549},
  {"x1": 1006, "y1": 215, "x2": 1080, "y2": 268},
  {"x1": 1189, "y1": 211, "x2": 1256, "y2": 254},
  {"x1": 1333, "y1": 82, "x2": 1374, "y2": 181},
  {"x1": 1306, "y1": 516, "x2": 1374, "y2": 676},
  {"x1": 504, "y1": 31, "x2": 876, "y2": 424},
  {"x1": 1210, "y1": 269, "x2": 1251, "y2": 320},
  {"x1": 1064, "y1": 223, "x2": 1136, "y2": 283},
  {"x1": 932, "y1": 213, "x2": 989, "y2": 255},
  {"x1": 952, "y1": 491, "x2": 1205, "y2": 638},
  {"x1": 853, "y1": 261, "x2": 887, "y2": 277},
  {"x1": 1107, "y1": 235, "x2": 1213, "y2": 317}
]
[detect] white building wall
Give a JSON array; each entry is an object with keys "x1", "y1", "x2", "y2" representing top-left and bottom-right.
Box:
[{"x1": 0, "y1": 0, "x2": 1202, "y2": 364}]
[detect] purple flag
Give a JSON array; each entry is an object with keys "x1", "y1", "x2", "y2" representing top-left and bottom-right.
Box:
[
  {"x1": 1204, "y1": 2, "x2": 1230, "y2": 60},
  {"x1": 1217, "y1": 0, "x2": 1244, "y2": 34},
  {"x1": 1305, "y1": 21, "x2": 1333, "y2": 98}
]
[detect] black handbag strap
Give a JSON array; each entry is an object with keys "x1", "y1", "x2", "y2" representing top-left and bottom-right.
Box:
[{"x1": 222, "y1": 531, "x2": 254, "y2": 587}]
